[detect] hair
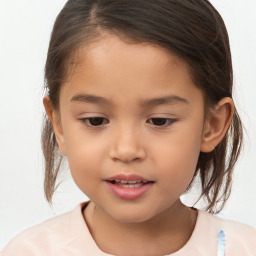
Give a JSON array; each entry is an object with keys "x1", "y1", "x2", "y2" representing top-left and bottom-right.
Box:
[{"x1": 42, "y1": 0, "x2": 243, "y2": 213}]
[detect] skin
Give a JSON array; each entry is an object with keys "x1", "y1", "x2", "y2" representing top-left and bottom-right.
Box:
[{"x1": 44, "y1": 34, "x2": 234, "y2": 256}]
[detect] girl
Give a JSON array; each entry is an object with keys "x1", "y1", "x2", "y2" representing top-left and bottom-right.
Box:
[{"x1": 1, "y1": 0, "x2": 256, "y2": 255}]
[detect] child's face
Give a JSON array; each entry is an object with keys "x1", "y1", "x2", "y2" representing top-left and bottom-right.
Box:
[{"x1": 55, "y1": 34, "x2": 207, "y2": 222}]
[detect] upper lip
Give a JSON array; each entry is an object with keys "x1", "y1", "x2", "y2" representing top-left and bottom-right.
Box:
[{"x1": 106, "y1": 174, "x2": 152, "y2": 182}]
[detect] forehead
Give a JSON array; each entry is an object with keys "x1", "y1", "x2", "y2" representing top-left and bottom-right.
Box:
[
  {"x1": 70, "y1": 33, "x2": 188, "y2": 79},
  {"x1": 86, "y1": 35, "x2": 180, "y2": 66},
  {"x1": 60, "y1": 34, "x2": 203, "y2": 108}
]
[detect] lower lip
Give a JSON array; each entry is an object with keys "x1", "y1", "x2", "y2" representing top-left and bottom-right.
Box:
[{"x1": 106, "y1": 181, "x2": 154, "y2": 200}]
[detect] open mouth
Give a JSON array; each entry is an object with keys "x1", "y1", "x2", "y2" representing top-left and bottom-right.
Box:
[
  {"x1": 108, "y1": 179, "x2": 153, "y2": 188},
  {"x1": 105, "y1": 176, "x2": 155, "y2": 200}
]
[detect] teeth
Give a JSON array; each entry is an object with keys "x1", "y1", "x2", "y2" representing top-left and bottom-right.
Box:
[
  {"x1": 110, "y1": 179, "x2": 150, "y2": 186},
  {"x1": 117, "y1": 180, "x2": 145, "y2": 184},
  {"x1": 120, "y1": 184, "x2": 143, "y2": 188}
]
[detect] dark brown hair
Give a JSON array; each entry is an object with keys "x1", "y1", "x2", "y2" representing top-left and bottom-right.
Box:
[{"x1": 42, "y1": 0, "x2": 243, "y2": 213}]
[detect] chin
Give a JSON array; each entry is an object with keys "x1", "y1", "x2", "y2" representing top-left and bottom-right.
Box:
[
  {"x1": 113, "y1": 214, "x2": 152, "y2": 223},
  {"x1": 106, "y1": 206, "x2": 159, "y2": 224}
]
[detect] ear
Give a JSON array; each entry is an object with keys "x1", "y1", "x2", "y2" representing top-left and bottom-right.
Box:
[
  {"x1": 200, "y1": 97, "x2": 234, "y2": 153},
  {"x1": 43, "y1": 96, "x2": 67, "y2": 155}
]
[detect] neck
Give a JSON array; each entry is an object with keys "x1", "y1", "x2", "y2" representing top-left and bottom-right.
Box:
[{"x1": 84, "y1": 200, "x2": 197, "y2": 256}]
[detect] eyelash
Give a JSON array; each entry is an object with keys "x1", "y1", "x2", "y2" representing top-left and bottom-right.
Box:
[
  {"x1": 146, "y1": 118, "x2": 176, "y2": 127},
  {"x1": 80, "y1": 117, "x2": 176, "y2": 128},
  {"x1": 80, "y1": 117, "x2": 109, "y2": 127}
]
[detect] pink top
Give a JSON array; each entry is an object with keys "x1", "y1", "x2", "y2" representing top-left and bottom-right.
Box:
[{"x1": 1, "y1": 202, "x2": 256, "y2": 255}]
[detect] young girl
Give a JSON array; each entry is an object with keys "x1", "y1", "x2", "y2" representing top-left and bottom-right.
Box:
[{"x1": 1, "y1": 0, "x2": 256, "y2": 255}]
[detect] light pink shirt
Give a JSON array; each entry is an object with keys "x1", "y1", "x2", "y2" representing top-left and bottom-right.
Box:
[{"x1": 1, "y1": 202, "x2": 256, "y2": 255}]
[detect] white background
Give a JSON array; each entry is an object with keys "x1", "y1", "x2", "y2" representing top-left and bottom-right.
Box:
[{"x1": 0, "y1": 0, "x2": 255, "y2": 250}]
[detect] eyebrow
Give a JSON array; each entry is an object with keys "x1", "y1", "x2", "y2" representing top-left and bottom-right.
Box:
[
  {"x1": 140, "y1": 95, "x2": 189, "y2": 107},
  {"x1": 71, "y1": 94, "x2": 110, "y2": 105},
  {"x1": 70, "y1": 93, "x2": 189, "y2": 106}
]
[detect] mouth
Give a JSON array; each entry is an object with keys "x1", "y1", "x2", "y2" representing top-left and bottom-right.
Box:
[
  {"x1": 108, "y1": 179, "x2": 152, "y2": 188},
  {"x1": 105, "y1": 174, "x2": 155, "y2": 200}
]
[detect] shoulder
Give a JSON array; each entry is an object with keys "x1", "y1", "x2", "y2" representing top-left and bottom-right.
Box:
[
  {"x1": 199, "y1": 210, "x2": 256, "y2": 255},
  {"x1": 1, "y1": 211, "x2": 72, "y2": 256},
  {"x1": 1, "y1": 203, "x2": 90, "y2": 256}
]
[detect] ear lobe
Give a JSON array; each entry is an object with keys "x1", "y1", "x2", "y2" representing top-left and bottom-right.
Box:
[
  {"x1": 43, "y1": 96, "x2": 67, "y2": 155},
  {"x1": 200, "y1": 97, "x2": 234, "y2": 153}
]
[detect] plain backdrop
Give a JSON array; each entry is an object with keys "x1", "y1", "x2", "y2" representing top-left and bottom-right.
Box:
[{"x1": 0, "y1": 0, "x2": 255, "y2": 250}]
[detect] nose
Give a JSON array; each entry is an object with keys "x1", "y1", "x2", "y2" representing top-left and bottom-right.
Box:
[{"x1": 109, "y1": 125, "x2": 146, "y2": 163}]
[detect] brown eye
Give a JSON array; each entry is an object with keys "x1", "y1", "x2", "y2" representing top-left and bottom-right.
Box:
[
  {"x1": 147, "y1": 118, "x2": 175, "y2": 127},
  {"x1": 82, "y1": 117, "x2": 109, "y2": 127}
]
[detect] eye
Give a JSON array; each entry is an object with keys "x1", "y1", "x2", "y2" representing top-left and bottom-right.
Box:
[
  {"x1": 146, "y1": 118, "x2": 176, "y2": 127},
  {"x1": 80, "y1": 117, "x2": 109, "y2": 127}
]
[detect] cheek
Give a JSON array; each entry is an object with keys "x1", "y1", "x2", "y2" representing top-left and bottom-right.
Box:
[
  {"x1": 154, "y1": 149, "x2": 199, "y2": 199},
  {"x1": 67, "y1": 142, "x2": 102, "y2": 174},
  {"x1": 63, "y1": 126, "x2": 108, "y2": 188},
  {"x1": 66, "y1": 143, "x2": 103, "y2": 199},
  {"x1": 153, "y1": 123, "x2": 202, "y2": 164},
  {"x1": 151, "y1": 126, "x2": 202, "y2": 191},
  {"x1": 63, "y1": 116, "x2": 107, "y2": 159}
]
